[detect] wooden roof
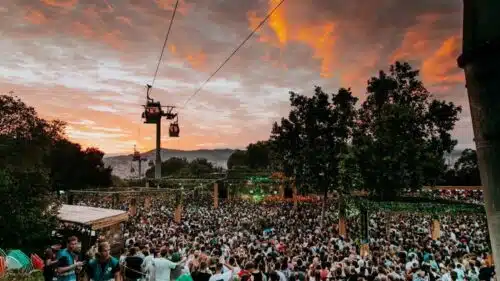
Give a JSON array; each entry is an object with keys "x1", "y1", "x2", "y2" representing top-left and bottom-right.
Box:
[{"x1": 58, "y1": 204, "x2": 128, "y2": 230}]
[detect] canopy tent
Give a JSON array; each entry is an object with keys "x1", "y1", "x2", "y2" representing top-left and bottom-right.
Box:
[{"x1": 57, "y1": 204, "x2": 128, "y2": 230}]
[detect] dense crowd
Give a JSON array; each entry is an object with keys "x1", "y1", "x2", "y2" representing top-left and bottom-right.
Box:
[{"x1": 46, "y1": 190, "x2": 495, "y2": 281}]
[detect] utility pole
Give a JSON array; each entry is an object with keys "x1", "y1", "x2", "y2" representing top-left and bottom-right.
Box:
[
  {"x1": 132, "y1": 145, "x2": 147, "y2": 178},
  {"x1": 141, "y1": 85, "x2": 180, "y2": 180},
  {"x1": 458, "y1": 0, "x2": 500, "y2": 272}
]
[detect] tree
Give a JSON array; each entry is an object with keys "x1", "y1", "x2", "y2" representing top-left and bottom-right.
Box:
[
  {"x1": 188, "y1": 158, "x2": 216, "y2": 176},
  {"x1": 81, "y1": 147, "x2": 113, "y2": 187},
  {"x1": 454, "y1": 149, "x2": 481, "y2": 185},
  {"x1": 227, "y1": 150, "x2": 248, "y2": 170},
  {"x1": 442, "y1": 149, "x2": 481, "y2": 186},
  {"x1": 145, "y1": 157, "x2": 189, "y2": 178},
  {"x1": 0, "y1": 95, "x2": 61, "y2": 251},
  {"x1": 246, "y1": 141, "x2": 271, "y2": 170},
  {"x1": 270, "y1": 86, "x2": 358, "y2": 199},
  {"x1": 352, "y1": 62, "x2": 462, "y2": 200}
]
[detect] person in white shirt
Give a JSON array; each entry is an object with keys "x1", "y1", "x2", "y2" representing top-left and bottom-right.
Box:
[
  {"x1": 208, "y1": 258, "x2": 234, "y2": 281},
  {"x1": 151, "y1": 248, "x2": 186, "y2": 281}
]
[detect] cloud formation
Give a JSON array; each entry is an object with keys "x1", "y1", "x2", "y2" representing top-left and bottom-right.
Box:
[{"x1": 0, "y1": 0, "x2": 472, "y2": 154}]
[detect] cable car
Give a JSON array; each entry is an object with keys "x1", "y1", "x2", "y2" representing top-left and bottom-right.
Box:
[
  {"x1": 169, "y1": 122, "x2": 180, "y2": 137},
  {"x1": 169, "y1": 117, "x2": 180, "y2": 137},
  {"x1": 142, "y1": 102, "x2": 162, "y2": 124}
]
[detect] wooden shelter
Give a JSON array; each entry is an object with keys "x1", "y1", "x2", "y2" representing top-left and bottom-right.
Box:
[{"x1": 58, "y1": 204, "x2": 128, "y2": 230}]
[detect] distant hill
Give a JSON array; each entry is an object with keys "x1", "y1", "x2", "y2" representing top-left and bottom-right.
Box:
[
  {"x1": 104, "y1": 148, "x2": 465, "y2": 179},
  {"x1": 104, "y1": 148, "x2": 235, "y2": 179}
]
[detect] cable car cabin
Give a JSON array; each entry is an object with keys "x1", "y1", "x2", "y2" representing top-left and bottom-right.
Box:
[
  {"x1": 169, "y1": 122, "x2": 180, "y2": 137},
  {"x1": 142, "y1": 103, "x2": 162, "y2": 124}
]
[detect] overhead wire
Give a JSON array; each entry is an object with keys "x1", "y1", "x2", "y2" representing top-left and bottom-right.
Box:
[
  {"x1": 182, "y1": 0, "x2": 286, "y2": 108},
  {"x1": 150, "y1": 0, "x2": 180, "y2": 89}
]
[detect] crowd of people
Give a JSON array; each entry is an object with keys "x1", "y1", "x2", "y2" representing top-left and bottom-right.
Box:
[{"x1": 45, "y1": 189, "x2": 495, "y2": 281}]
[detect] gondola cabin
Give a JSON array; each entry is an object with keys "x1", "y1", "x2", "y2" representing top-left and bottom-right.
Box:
[
  {"x1": 169, "y1": 122, "x2": 180, "y2": 137},
  {"x1": 142, "y1": 102, "x2": 162, "y2": 124}
]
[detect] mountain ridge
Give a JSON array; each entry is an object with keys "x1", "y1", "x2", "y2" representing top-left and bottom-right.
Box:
[{"x1": 103, "y1": 148, "x2": 236, "y2": 178}]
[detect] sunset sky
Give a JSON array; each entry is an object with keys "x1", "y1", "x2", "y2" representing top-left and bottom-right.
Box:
[{"x1": 0, "y1": 0, "x2": 471, "y2": 155}]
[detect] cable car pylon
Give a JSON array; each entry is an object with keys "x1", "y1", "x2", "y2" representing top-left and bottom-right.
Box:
[{"x1": 141, "y1": 85, "x2": 180, "y2": 179}]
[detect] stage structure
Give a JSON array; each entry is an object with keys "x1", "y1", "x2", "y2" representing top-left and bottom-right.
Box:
[
  {"x1": 131, "y1": 145, "x2": 148, "y2": 178},
  {"x1": 141, "y1": 84, "x2": 179, "y2": 179}
]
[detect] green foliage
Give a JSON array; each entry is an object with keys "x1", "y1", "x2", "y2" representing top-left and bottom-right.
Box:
[
  {"x1": 226, "y1": 141, "x2": 271, "y2": 171},
  {"x1": 0, "y1": 95, "x2": 60, "y2": 252},
  {"x1": 358, "y1": 197, "x2": 484, "y2": 214},
  {"x1": 50, "y1": 140, "x2": 112, "y2": 190},
  {"x1": 352, "y1": 62, "x2": 462, "y2": 199},
  {"x1": 0, "y1": 270, "x2": 44, "y2": 281},
  {"x1": 0, "y1": 94, "x2": 113, "y2": 252},
  {"x1": 145, "y1": 157, "x2": 221, "y2": 178},
  {"x1": 270, "y1": 86, "x2": 358, "y2": 195},
  {"x1": 227, "y1": 150, "x2": 248, "y2": 170},
  {"x1": 246, "y1": 141, "x2": 271, "y2": 170},
  {"x1": 442, "y1": 149, "x2": 481, "y2": 186}
]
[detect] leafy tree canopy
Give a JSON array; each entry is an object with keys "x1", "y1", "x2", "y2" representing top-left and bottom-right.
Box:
[
  {"x1": 0, "y1": 94, "x2": 113, "y2": 251},
  {"x1": 442, "y1": 149, "x2": 481, "y2": 186},
  {"x1": 146, "y1": 157, "x2": 221, "y2": 178},
  {"x1": 352, "y1": 62, "x2": 462, "y2": 199},
  {"x1": 270, "y1": 86, "x2": 358, "y2": 195}
]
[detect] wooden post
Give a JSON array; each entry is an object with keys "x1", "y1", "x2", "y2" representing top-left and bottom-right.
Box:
[
  {"x1": 279, "y1": 184, "x2": 285, "y2": 199},
  {"x1": 339, "y1": 217, "x2": 347, "y2": 237},
  {"x1": 213, "y1": 182, "x2": 219, "y2": 209},
  {"x1": 292, "y1": 182, "x2": 298, "y2": 208},
  {"x1": 338, "y1": 196, "x2": 347, "y2": 237},
  {"x1": 174, "y1": 204, "x2": 182, "y2": 223},
  {"x1": 459, "y1": 0, "x2": 500, "y2": 270},
  {"x1": 431, "y1": 219, "x2": 441, "y2": 240}
]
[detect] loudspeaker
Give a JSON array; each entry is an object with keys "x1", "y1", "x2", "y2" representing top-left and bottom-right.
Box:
[
  {"x1": 218, "y1": 180, "x2": 227, "y2": 199},
  {"x1": 284, "y1": 186, "x2": 293, "y2": 198}
]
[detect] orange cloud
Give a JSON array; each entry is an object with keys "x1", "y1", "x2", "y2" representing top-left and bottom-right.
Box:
[
  {"x1": 155, "y1": 0, "x2": 192, "y2": 15},
  {"x1": 421, "y1": 35, "x2": 463, "y2": 86},
  {"x1": 268, "y1": 0, "x2": 288, "y2": 45},
  {"x1": 72, "y1": 22, "x2": 94, "y2": 38},
  {"x1": 168, "y1": 44, "x2": 207, "y2": 71},
  {"x1": 25, "y1": 9, "x2": 48, "y2": 25},
  {"x1": 390, "y1": 14, "x2": 441, "y2": 63},
  {"x1": 248, "y1": 0, "x2": 338, "y2": 77},
  {"x1": 185, "y1": 51, "x2": 207, "y2": 70},
  {"x1": 41, "y1": 0, "x2": 78, "y2": 9}
]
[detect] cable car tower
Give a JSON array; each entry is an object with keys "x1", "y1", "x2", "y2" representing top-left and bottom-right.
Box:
[
  {"x1": 131, "y1": 145, "x2": 148, "y2": 178},
  {"x1": 141, "y1": 85, "x2": 180, "y2": 179}
]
